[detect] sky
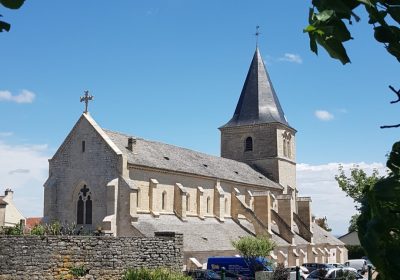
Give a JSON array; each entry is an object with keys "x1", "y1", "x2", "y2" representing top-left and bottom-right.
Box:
[{"x1": 0, "y1": 1, "x2": 398, "y2": 235}]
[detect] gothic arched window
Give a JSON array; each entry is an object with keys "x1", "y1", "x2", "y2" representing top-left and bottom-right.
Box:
[
  {"x1": 85, "y1": 195, "x2": 92, "y2": 225},
  {"x1": 162, "y1": 191, "x2": 167, "y2": 210},
  {"x1": 77, "y1": 196, "x2": 84, "y2": 224},
  {"x1": 245, "y1": 137, "x2": 253, "y2": 151},
  {"x1": 76, "y1": 185, "x2": 92, "y2": 225}
]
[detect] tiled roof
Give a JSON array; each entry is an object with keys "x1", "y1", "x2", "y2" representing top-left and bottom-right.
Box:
[
  {"x1": 25, "y1": 217, "x2": 42, "y2": 229},
  {"x1": 312, "y1": 223, "x2": 345, "y2": 246},
  {"x1": 133, "y1": 215, "x2": 253, "y2": 252},
  {"x1": 104, "y1": 130, "x2": 282, "y2": 190},
  {"x1": 221, "y1": 47, "x2": 290, "y2": 128}
]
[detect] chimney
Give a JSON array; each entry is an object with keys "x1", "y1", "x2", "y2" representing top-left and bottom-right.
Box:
[
  {"x1": 127, "y1": 137, "x2": 136, "y2": 151},
  {"x1": 5, "y1": 188, "x2": 13, "y2": 199}
]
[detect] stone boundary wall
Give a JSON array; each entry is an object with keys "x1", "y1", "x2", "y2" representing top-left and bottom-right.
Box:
[{"x1": 0, "y1": 232, "x2": 183, "y2": 280}]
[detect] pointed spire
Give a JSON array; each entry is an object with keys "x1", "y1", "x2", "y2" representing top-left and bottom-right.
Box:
[{"x1": 221, "y1": 47, "x2": 290, "y2": 128}]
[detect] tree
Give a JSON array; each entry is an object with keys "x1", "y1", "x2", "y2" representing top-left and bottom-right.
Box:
[
  {"x1": 0, "y1": 0, "x2": 25, "y2": 33},
  {"x1": 358, "y1": 142, "x2": 400, "y2": 280},
  {"x1": 348, "y1": 213, "x2": 360, "y2": 232},
  {"x1": 232, "y1": 235, "x2": 275, "y2": 276},
  {"x1": 335, "y1": 164, "x2": 382, "y2": 209},
  {"x1": 335, "y1": 165, "x2": 382, "y2": 232},
  {"x1": 304, "y1": 0, "x2": 400, "y2": 64},
  {"x1": 315, "y1": 216, "x2": 332, "y2": 232}
]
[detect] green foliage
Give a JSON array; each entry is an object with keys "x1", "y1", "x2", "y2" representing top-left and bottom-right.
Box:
[
  {"x1": 335, "y1": 164, "x2": 382, "y2": 210},
  {"x1": 69, "y1": 264, "x2": 88, "y2": 277},
  {"x1": 122, "y1": 268, "x2": 191, "y2": 280},
  {"x1": 304, "y1": 0, "x2": 400, "y2": 64},
  {"x1": 345, "y1": 245, "x2": 366, "y2": 259},
  {"x1": 30, "y1": 224, "x2": 46, "y2": 236},
  {"x1": 0, "y1": 0, "x2": 25, "y2": 33},
  {"x1": 315, "y1": 216, "x2": 332, "y2": 231},
  {"x1": 232, "y1": 235, "x2": 275, "y2": 275},
  {"x1": 0, "y1": 224, "x2": 23, "y2": 235},
  {"x1": 358, "y1": 141, "x2": 400, "y2": 280},
  {"x1": 232, "y1": 235, "x2": 275, "y2": 259},
  {"x1": 348, "y1": 213, "x2": 360, "y2": 232}
]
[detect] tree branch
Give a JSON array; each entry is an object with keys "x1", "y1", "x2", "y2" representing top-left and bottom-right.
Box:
[
  {"x1": 381, "y1": 124, "x2": 400, "y2": 129},
  {"x1": 389, "y1": 85, "x2": 400, "y2": 104}
]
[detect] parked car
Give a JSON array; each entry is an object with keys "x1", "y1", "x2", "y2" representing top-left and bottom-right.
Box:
[
  {"x1": 186, "y1": 269, "x2": 253, "y2": 280},
  {"x1": 307, "y1": 268, "x2": 366, "y2": 279},
  {"x1": 328, "y1": 263, "x2": 357, "y2": 272},
  {"x1": 285, "y1": 266, "x2": 309, "y2": 280},
  {"x1": 302, "y1": 263, "x2": 334, "y2": 273},
  {"x1": 344, "y1": 259, "x2": 368, "y2": 274},
  {"x1": 207, "y1": 256, "x2": 271, "y2": 278}
]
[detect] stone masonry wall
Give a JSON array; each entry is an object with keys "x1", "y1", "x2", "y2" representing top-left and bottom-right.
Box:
[{"x1": 0, "y1": 232, "x2": 183, "y2": 280}]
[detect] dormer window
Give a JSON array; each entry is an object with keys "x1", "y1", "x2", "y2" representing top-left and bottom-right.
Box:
[{"x1": 245, "y1": 137, "x2": 253, "y2": 151}]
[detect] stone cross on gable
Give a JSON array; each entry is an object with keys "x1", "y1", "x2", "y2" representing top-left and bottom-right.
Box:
[{"x1": 80, "y1": 90, "x2": 94, "y2": 114}]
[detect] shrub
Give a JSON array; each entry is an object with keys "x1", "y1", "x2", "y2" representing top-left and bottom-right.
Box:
[
  {"x1": 0, "y1": 224, "x2": 23, "y2": 235},
  {"x1": 122, "y1": 268, "x2": 191, "y2": 280},
  {"x1": 69, "y1": 264, "x2": 88, "y2": 277}
]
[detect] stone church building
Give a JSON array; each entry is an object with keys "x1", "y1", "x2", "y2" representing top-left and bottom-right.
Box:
[{"x1": 43, "y1": 47, "x2": 346, "y2": 267}]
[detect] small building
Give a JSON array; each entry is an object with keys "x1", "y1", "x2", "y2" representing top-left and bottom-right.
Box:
[
  {"x1": 339, "y1": 231, "x2": 360, "y2": 246},
  {"x1": 0, "y1": 189, "x2": 25, "y2": 228}
]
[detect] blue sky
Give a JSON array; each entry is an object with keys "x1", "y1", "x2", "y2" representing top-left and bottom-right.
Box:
[{"x1": 0, "y1": 1, "x2": 398, "y2": 234}]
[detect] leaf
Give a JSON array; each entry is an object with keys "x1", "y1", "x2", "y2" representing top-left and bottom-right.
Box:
[
  {"x1": 374, "y1": 25, "x2": 398, "y2": 43},
  {"x1": 387, "y1": 42, "x2": 400, "y2": 62},
  {"x1": 0, "y1": 0, "x2": 25, "y2": 9},
  {"x1": 309, "y1": 33, "x2": 319, "y2": 54},
  {"x1": 356, "y1": 0, "x2": 374, "y2": 7},
  {"x1": 316, "y1": 36, "x2": 351, "y2": 64},
  {"x1": 388, "y1": 7, "x2": 400, "y2": 25},
  {"x1": 0, "y1": 20, "x2": 10, "y2": 32},
  {"x1": 316, "y1": 10, "x2": 334, "y2": 22}
]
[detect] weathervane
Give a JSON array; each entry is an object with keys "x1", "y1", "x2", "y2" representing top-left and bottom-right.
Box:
[
  {"x1": 255, "y1": 25, "x2": 261, "y2": 45},
  {"x1": 80, "y1": 90, "x2": 94, "y2": 114}
]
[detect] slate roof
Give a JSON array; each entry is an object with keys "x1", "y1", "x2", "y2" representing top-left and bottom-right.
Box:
[
  {"x1": 221, "y1": 47, "x2": 291, "y2": 128},
  {"x1": 104, "y1": 129, "x2": 282, "y2": 190},
  {"x1": 133, "y1": 214, "x2": 252, "y2": 252},
  {"x1": 312, "y1": 223, "x2": 345, "y2": 246},
  {"x1": 133, "y1": 215, "x2": 344, "y2": 252}
]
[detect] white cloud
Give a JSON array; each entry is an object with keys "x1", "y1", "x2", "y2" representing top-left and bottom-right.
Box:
[
  {"x1": 0, "y1": 132, "x2": 13, "y2": 137},
  {"x1": 0, "y1": 140, "x2": 49, "y2": 218},
  {"x1": 0, "y1": 90, "x2": 36, "y2": 103},
  {"x1": 278, "y1": 53, "x2": 303, "y2": 64},
  {"x1": 297, "y1": 162, "x2": 386, "y2": 235},
  {"x1": 315, "y1": 110, "x2": 334, "y2": 121}
]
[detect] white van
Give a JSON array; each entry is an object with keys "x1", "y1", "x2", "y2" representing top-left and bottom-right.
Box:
[{"x1": 344, "y1": 259, "x2": 368, "y2": 274}]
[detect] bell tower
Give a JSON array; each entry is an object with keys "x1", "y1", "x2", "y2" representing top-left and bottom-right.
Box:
[{"x1": 219, "y1": 47, "x2": 296, "y2": 193}]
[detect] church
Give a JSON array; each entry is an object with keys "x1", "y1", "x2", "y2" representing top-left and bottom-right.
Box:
[{"x1": 43, "y1": 46, "x2": 346, "y2": 268}]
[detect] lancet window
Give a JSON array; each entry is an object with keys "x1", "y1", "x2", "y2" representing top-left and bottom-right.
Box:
[{"x1": 76, "y1": 185, "x2": 92, "y2": 225}]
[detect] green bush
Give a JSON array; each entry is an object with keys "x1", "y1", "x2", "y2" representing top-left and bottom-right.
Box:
[
  {"x1": 0, "y1": 224, "x2": 23, "y2": 235},
  {"x1": 345, "y1": 245, "x2": 365, "y2": 259},
  {"x1": 69, "y1": 264, "x2": 88, "y2": 277},
  {"x1": 122, "y1": 268, "x2": 191, "y2": 280}
]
